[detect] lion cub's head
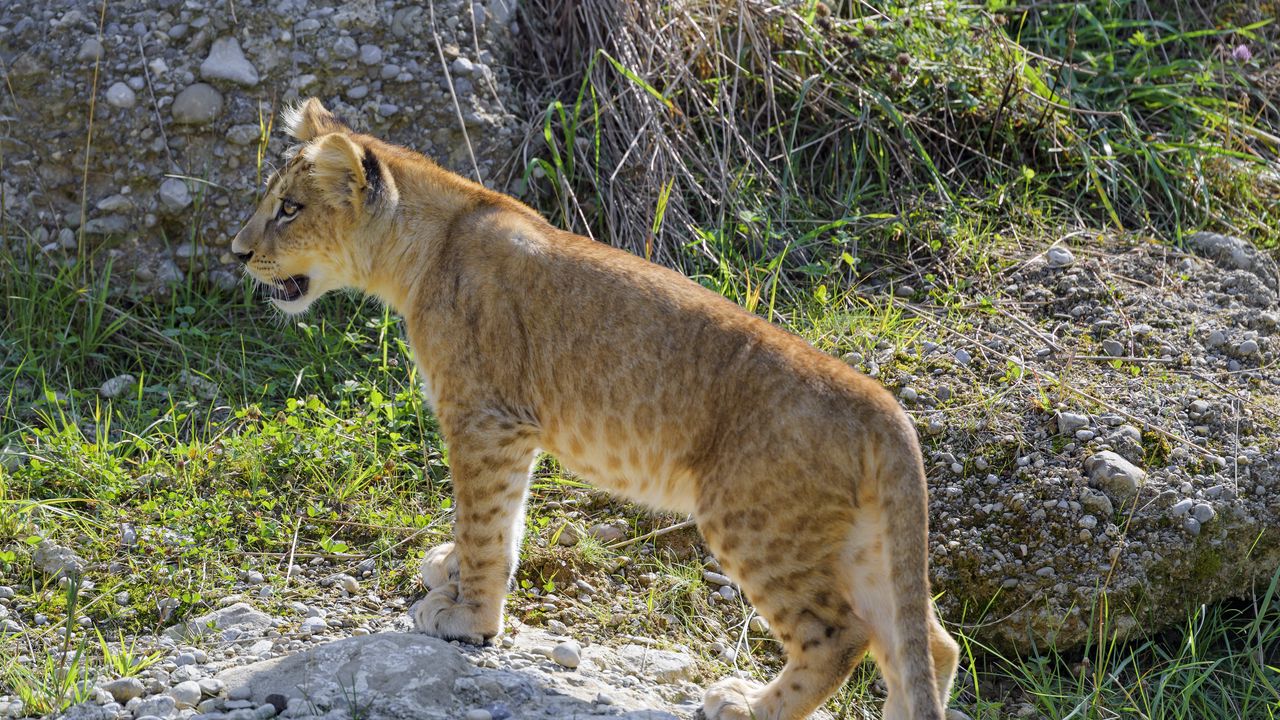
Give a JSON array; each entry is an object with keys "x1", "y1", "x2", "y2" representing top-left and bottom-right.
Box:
[{"x1": 231, "y1": 98, "x2": 397, "y2": 314}]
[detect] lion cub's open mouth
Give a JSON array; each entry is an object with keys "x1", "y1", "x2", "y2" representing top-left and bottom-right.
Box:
[{"x1": 269, "y1": 275, "x2": 310, "y2": 302}]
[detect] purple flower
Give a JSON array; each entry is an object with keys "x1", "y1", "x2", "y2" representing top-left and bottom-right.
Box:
[{"x1": 1232, "y1": 44, "x2": 1252, "y2": 62}]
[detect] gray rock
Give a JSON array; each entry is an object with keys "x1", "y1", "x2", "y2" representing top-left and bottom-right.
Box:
[
  {"x1": 165, "y1": 602, "x2": 274, "y2": 641},
  {"x1": 1046, "y1": 246, "x2": 1074, "y2": 268},
  {"x1": 1191, "y1": 503, "x2": 1216, "y2": 524},
  {"x1": 1084, "y1": 451, "x2": 1147, "y2": 501},
  {"x1": 1187, "y1": 232, "x2": 1279, "y2": 291},
  {"x1": 1238, "y1": 339, "x2": 1260, "y2": 355},
  {"x1": 77, "y1": 38, "x2": 103, "y2": 62},
  {"x1": 551, "y1": 640, "x2": 581, "y2": 668},
  {"x1": 702, "y1": 571, "x2": 732, "y2": 587},
  {"x1": 201, "y1": 38, "x2": 260, "y2": 87},
  {"x1": 33, "y1": 541, "x2": 85, "y2": 578},
  {"x1": 156, "y1": 258, "x2": 185, "y2": 285},
  {"x1": 172, "y1": 84, "x2": 224, "y2": 125},
  {"x1": 333, "y1": 36, "x2": 359, "y2": 59},
  {"x1": 171, "y1": 681, "x2": 203, "y2": 708},
  {"x1": 106, "y1": 82, "x2": 136, "y2": 109},
  {"x1": 1055, "y1": 411, "x2": 1088, "y2": 435},
  {"x1": 1102, "y1": 339, "x2": 1124, "y2": 357},
  {"x1": 99, "y1": 374, "x2": 137, "y2": 399},
  {"x1": 133, "y1": 695, "x2": 176, "y2": 719},
  {"x1": 359, "y1": 44, "x2": 384, "y2": 65},
  {"x1": 953, "y1": 349, "x2": 972, "y2": 366},
  {"x1": 100, "y1": 677, "x2": 145, "y2": 703},
  {"x1": 226, "y1": 125, "x2": 262, "y2": 146},
  {"x1": 158, "y1": 178, "x2": 192, "y2": 214}
]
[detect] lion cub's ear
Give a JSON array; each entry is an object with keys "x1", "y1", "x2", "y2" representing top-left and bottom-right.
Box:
[
  {"x1": 282, "y1": 97, "x2": 351, "y2": 141},
  {"x1": 304, "y1": 134, "x2": 396, "y2": 213}
]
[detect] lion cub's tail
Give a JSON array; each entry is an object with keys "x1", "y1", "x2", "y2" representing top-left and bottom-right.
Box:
[{"x1": 879, "y1": 415, "x2": 945, "y2": 720}]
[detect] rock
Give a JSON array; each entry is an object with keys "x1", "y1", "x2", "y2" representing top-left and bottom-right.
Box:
[
  {"x1": 198, "y1": 678, "x2": 226, "y2": 697},
  {"x1": 339, "y1": 575, "x2": 360, "y2": 593},
  {"x1": 133, "y1": 695, "x2": 176, "y2": 719},
  {"x1": 1102, "y1": 339, "x2": 1124, "y2": 357},
  {"x1": 359, "y1": 44, "x2": 384, "y2": 65},
  {"x1": 201, "y1": 38, "x2": 260, "y2": 86},
  {"x1": 99, "y1": 374, "x2": 137, "y2": 399},
  {"x1": 106, "y1": 82, "x2": 136, "y2": 109},
  {"x1": 1046, "y1": 246, "x2": 1074, "y2": 268},
  {"x1": 77, "y1": 38, "x2": 104, "y2": 62},
  {"x1": 333, "y1": 36, "x2": 359, "y2": 59},
  {"x1": 587, "y1": 523, "x2": 625, "y2": 544},
  {"x1": 100, "y1": 677, "x2": 145, "y2": 703},
  {"x1": 1186, "y1": 232, "x2": 1279, "y2": 291},
  {"x1": 33, "y1": 541, "x2": 85, "y2": 578},
  {"x1": 171, "y1": 83, "x2": 224, "y2": 125},
  {"x1": 298, "y1": 616, "x2": 328, "y2": 634},
  {"x1": 213, "y1": 630, "x2": 687, "y2": 718},
  {"x1": 165, "y1": 602, "x2": 274, "y2": 641},
  {"x1": 1191, "y1": 503, "x2": 1216, "y2": 524},
  {"x1": 158, "y1": 178, "x2": 192, "y2": 214},
  {"x1": 171, "y1": 680, "x2": 202, "y2": 708},
  {"x1": 0, "y1": 586, "x2": 12, "y2": 599},
  {"x1": 1085, "y1": 451, "x2": 1147, "y2": 500},
  {"x1": 1054, "y1": 411, "x2": 1088, "y2": 435},
  {"x1": 465, "y1": 710, "x2": 492, "y2": 720},
  {"x1": 701, "y1": 571, "x2": 732, "y2": 587},
  {"x1": 551, "y1": 640, "x2": 581, "y2": 669},
  {"x1": 953, "y1": 349, "x2": 972, "y2": 365},
  {"x1": 555, "y1": 522, "x2": 581, "y2": 547},
  {"x1": 900, "y1": 387, "x2": 918, "y2": 403}
]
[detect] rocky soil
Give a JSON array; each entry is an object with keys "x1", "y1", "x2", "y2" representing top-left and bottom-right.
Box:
[
  {"x1": 0, "y1": 0, "x2": 522, "y2": 297},
  {"x1": 877, "y1": 232, "x2": 1280, "y2": 651}
]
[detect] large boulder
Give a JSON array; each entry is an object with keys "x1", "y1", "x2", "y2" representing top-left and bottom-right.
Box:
[
  {"x1": 912, "y1": 236, "x2": 1280, "y2": 653},
  {"x1": 216, "y1": 628, "x2": 698, "y2": 719},
  {"x1": 0, "y1": 0, "x2": 523, "y2": 296}
]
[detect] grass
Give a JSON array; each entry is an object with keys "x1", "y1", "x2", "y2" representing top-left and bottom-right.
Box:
[{"x1": 1, "y1": 0, "x2": 1279, "y2": 717}]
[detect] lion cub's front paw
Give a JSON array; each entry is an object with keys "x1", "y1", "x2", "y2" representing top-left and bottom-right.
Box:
[
  {"x1": 419, "y1": 542, "x2": 460, "y2": 590},
  {"x1": 701, "y1": 678, "x2": 762, "y2": 720},
  {"x1": 409, "y1": 580, "x2": 496, "y2": 645}
]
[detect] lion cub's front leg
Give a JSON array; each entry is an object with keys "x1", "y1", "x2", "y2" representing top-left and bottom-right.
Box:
[{"x1": 411, "y1": 416, "x2": 536, "y2": 644}]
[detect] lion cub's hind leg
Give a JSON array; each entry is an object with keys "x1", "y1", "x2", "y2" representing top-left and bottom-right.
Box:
[{"x1": 697, "y1": 499, "x2": 871, "y2": 720}]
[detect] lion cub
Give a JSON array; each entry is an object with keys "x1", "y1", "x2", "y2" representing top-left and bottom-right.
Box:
[{"x1": 232, "y1": 98, "x2": 958, "y2": 720}]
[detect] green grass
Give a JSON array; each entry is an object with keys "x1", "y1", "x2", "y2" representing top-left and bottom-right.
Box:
[{"x1": 2, "y1": 0, "x2": 1279, "y2": 716}]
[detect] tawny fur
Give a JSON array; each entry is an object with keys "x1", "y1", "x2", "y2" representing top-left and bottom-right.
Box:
[{"x1": 232, "y1": 98, "x2": 959, "y2": 720}]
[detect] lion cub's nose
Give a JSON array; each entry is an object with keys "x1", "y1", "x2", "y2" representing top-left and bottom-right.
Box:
[{"x1": 233, "y1": 250, "x2": 254, "y2": 263}]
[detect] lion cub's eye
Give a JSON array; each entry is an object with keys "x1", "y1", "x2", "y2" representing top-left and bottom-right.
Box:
[{"x1": 279, "y1": 199, "x2": 302, "y2": 220}]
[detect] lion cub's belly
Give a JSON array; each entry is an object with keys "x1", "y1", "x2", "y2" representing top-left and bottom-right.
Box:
[{"x1": 541, "y1": 420, "x2": 698, "y2": 515}]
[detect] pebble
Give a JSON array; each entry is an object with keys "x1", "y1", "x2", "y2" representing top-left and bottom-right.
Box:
[
  {"x1": 702, "y1": 571, "x2": 732, "y2": 587},
  {"x1": 333, "y1": 36, "x2": 359, "y2": 59},
  {"x1": 245, "y1": 571, "x2": 265, "y2": 585},
  {"x1": 1169, "y1": 498, "x2": 1194, "y2": 516},
  {"x1": 339, "y1": 575, "x2": 361, "y2": 593},
  {"x1": 170, "y1": 680, "x2": 202, "y2": 708},
  {"x1": 77, "y1": 37, "x2": 104, "y2": 62},
  {"x1": 198, "y1": 678, "x2": 226, "y2": 696},
  {"x1": 900, "y1": 387, "x2": 918, "y2": 403},
  {"x1": 748, "y1": 615, "x2": 770, "y2": 633},
  {"x1": 1101, "y1": 339, "x2": 1124, "y2": 357},
  {"x1": 451, "y1": 56, "x2": 475, "y2": 75},
  {"x1": 1046, "y1": 246, "x2": 1074, "y2": 268},
  {"x1": 1055, "y1": 411, "x2": 1088, "y2": 435},
  {"x1": 0, "y1": 586, "x2": 12, "y2": 599},
  {"x1": 551, "y1": 640, "x2": 581, "y2": 669},
  {"x1": 359, "y1": 44, "x2": 384, "y2": 65},
  {"x1": 1183, "y1": 517, "x2": 1201, "y2": 535},
  {"x1": 1191, "y1": 503, "x2": 1216, "y2": 524},
  {"x1": 953, "y1": 349, "x2": 972, "y2": 366},
  {"x1": 587, "y1": 523, "x2": 624, "y2": 543},
  {"x1": 1206, "y1": 330, "x2": 1226, "y2": 348},
  {"x1": 201, "y1": 37, "x2": 260, "y2": 86},
  {"x1": 158, "y1": 178, "x2": 192, "y2": 214},
  {"x1": 1084, "y1": 451, "x2": 1146, "y2": 500},
  {"x1": 1238, "y1": 339, "x2": 1259, "y2": 355},
  {"x1": 99, "y1": 374, "x2": 137, "y2": 399},
  {"x1": 465, "y1": 710, "x2": 492, "y2": 720},
  {"x1": 101, "y1": 677, "x2": 145, "y2": 703},
  {"x1": 172, "y1": 83, "x2": 224, "y2": 124},
  {"x1": 106, "y1": 82, "x2": 137, "y2": 109},
  {"x1": 299, "y1": 617, "x2": 327, "y2": 634},
  {"x1": 227, "y1": 685, "x2": 253, "y2": 701},
  {"x1": 556, "y1": 523, "x2": 581, "y2": 547}
]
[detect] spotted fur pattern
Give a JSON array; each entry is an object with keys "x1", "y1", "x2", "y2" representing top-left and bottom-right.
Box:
[{"x1": 231, "y1": 98, "x2": 959, "y2": 720}]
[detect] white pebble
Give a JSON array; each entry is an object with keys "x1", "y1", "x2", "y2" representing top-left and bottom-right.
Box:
[{"x1": 551, "y1": 640, "x2": 581, "y2": 669}]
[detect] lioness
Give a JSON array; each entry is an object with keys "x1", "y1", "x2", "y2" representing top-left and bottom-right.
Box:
[{"x1": 231, "y1": 98, "x2": 958, "y2": 720}]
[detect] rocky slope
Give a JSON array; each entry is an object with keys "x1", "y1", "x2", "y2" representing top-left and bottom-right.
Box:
[{"x1": 0, "y1": 0, "x2": 522, "y2": 296}]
